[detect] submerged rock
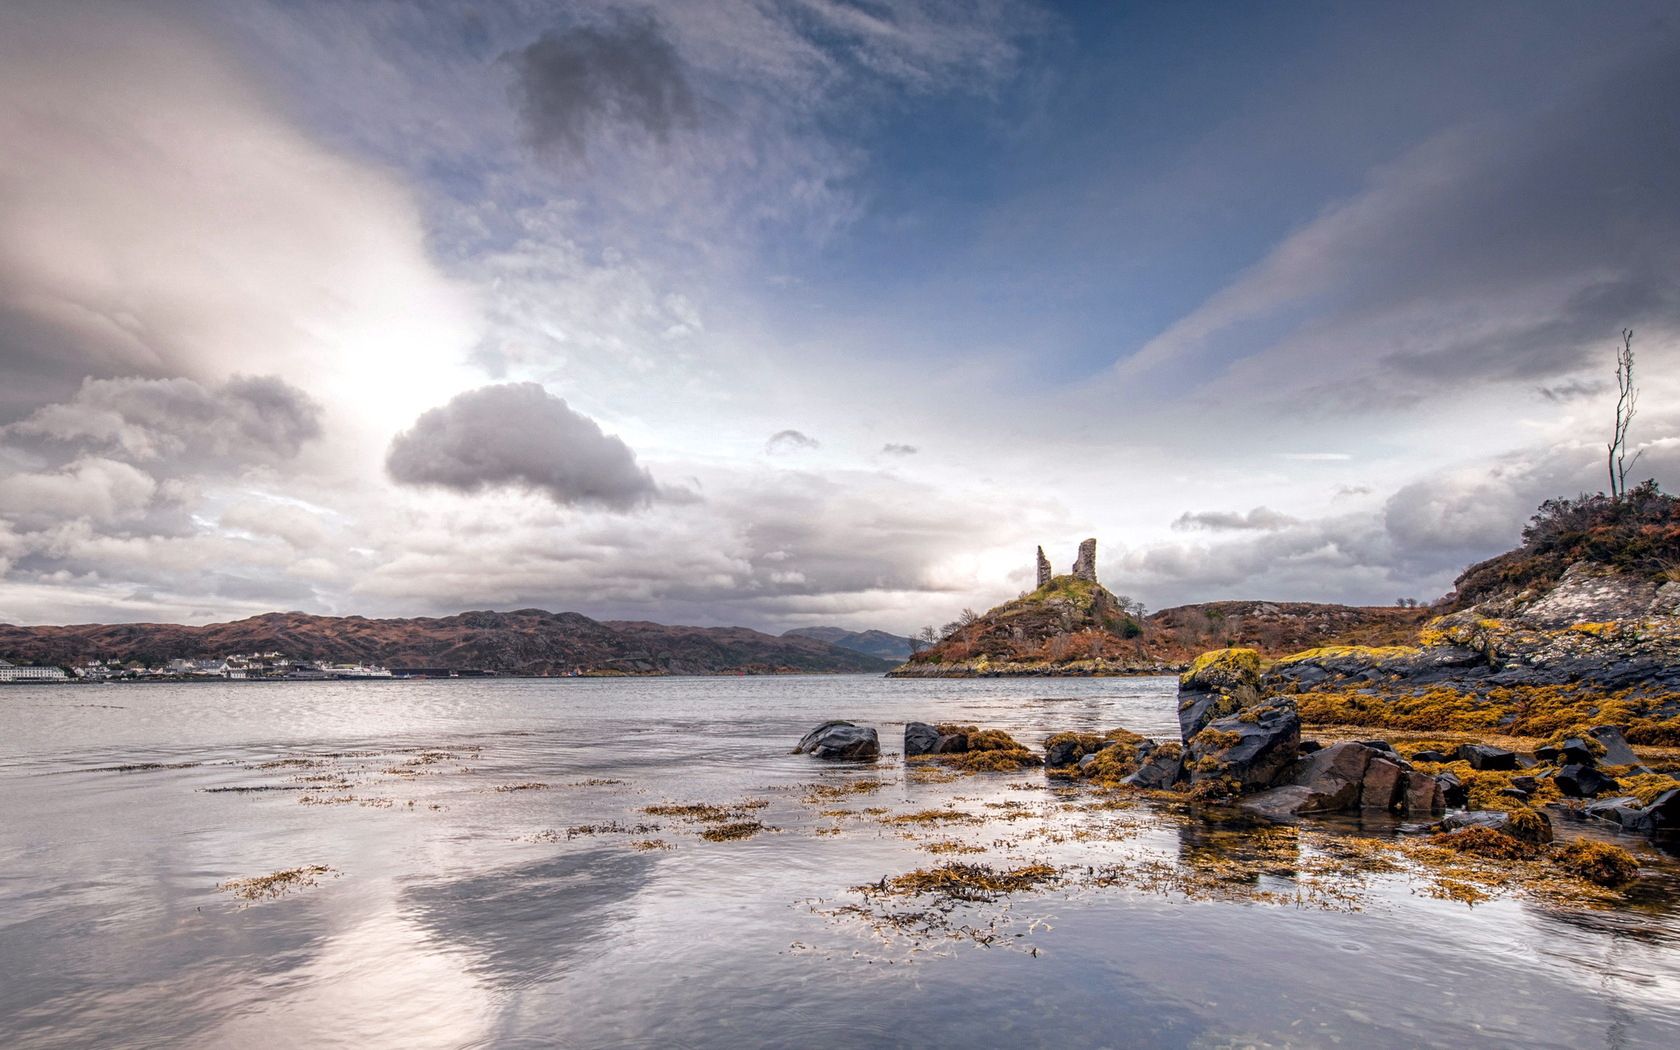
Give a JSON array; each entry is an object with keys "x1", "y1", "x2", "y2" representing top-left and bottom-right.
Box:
[{"x1": 795, "y1": 720, "x2": 880, "y2": 760}]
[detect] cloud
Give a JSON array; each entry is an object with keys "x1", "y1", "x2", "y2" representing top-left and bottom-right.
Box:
[
  {"x1": 1538, "y1": 377, "x2": 1610, "y2": 403},
  {"x1": 1117, "y1": 43, "x2": 1680, "y2": 411},
  {"x1": 882, "y1": 443, "x2": 918, "y2": 456},
  {"x1": 219, "y1": 499, "x2": 332, "y2": 550},
  {"x1": 386, "y1": 383, "x2": 661, "y2": 511},
  {"x1": 0, "y1": 457, "x2": 157, "y2": 526},
  {"x1": 6, "y1": 375, "x2": 322, "y2": 473},
  {"x1": 0, "y1": 2, "x2": 475, "y2": 420},
  {"x1": 765, "y1": 429, "x2": 821, "y2": 454},
  {"x1": 1172, "y1": 507, "x2": 1300, "y2": 532},
  {"x1": 1278, "y1": 452, "x2": 1351, "y2": 462},
  {"x1": 506, "y1": 14, "x2": 698, "y2": 155}
]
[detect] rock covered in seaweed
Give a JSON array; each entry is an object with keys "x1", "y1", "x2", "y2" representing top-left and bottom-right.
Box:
[{"x1": 1177, "y1": 648, "x2": 1265, "y2": 744}]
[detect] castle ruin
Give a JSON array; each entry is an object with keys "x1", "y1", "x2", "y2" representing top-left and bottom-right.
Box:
[{"x1": 1035, "y1": 538, "x2": 1098, "y2": 587}]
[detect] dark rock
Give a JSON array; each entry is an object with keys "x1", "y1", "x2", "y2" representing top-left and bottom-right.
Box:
[
  {"x1": 1239, "y1": 785, "x2": 1316, "y2": 820},
  {"x1": 1534, "y1": 744, "x2": 1561, "y2": 764},
  {"x1": 1558, "y1": 737, "x2": 1598, "y2": 766},
  {"x1": 1510, "y1": 776, "x2": 1539, "y2": 793},
  {"x1": 1648, "y1": 789, "x2": 1680, "y2": 830},
  {"x1": 1077, "y1": 752, "x2": 1101, "y2": 772},
  {"x1": 1121, "y1": 747, "x2": 1184, "y2": 790},
  {"x1": 1406, "y1": 771, "x2": 1445, "y2": 814},
  {"x1": 1044, "y1": 737, "x2": 1083, "y2": 767},
  {"x1": 1176, "y1": 649, "x2": 1264, "y2": 743},
  {"x1": 1435, "y1": 771, "x2": 1467, "y2": 808},
  {"x1": 904, "y1": 721, "x2": 940, "y2": 757},
  {"x1": 1455, "y1": 744, "x2": 1517, "y2": 771},
  {"x1": 1555, "y1": 764, "x2": 1619, "y2": 798},
  {"x1": 1297, "y1": 740, "x2": 1323, "y2": 755},
  {"x1": 1288, "y1": 742, "x2": 1376, "y2": 812},
  {"x1": 795, "y1": 720, "x2": 879, "y2": 760},
  {"x1": 933, "y1": 732, "x2": 968, "y2": 754},
  {"x1": 1358, "y1": 740, "x2": 1397, "y2": 754},
  {"x1": 1499, "y1": 787, "x2": 1533, "y2": 802},
  {"x1": 1584, "y1": 796, "x2": 1655, "y2": 834},
  {"x1": 1438, "y1": 808, "x2": 1552, "y2": 844},
  {"x1": 1361, "y1": 756, "x2": 1406, "y2": 810},
  {"x1": 1411, "y1": 750, "x2": 1452, "y2": 764},
  {"x1": 1587, "y1": 725, "x2": 1640, "y2": 766},
  {"x1": 1184, "y1": 697, "x2": 1300, "y2": 793}
]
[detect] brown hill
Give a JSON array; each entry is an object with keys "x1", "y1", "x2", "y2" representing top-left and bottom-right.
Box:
[
  {"x1": 892, "y1": 573, "x2": 1427, "y2": 677},
  {"x1": 0, "y1": 608, "x2": 895, "y2": 676}
]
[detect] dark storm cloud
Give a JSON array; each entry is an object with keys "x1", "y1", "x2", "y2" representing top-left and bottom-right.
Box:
[
  {"x1": 506, "y1": 14, "x2": 698, "y2": 155},
  {"x1": 386, "y1": 383, "x2": 661, "y2": 511},
  {"x1": 1172, "y1": 507, "x2": 1299, "y2": 532},
  {"x1": 765, "y1": 429, "x2": 820, "y2": 454},
  {"x1": 5, "y1": 374, "x2": 322, "y2": 472},
  {"x1": 1538, "y1": 377, "x2": 1611, "y2": 403}
]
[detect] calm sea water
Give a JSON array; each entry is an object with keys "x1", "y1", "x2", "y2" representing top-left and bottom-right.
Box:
[{"x1": 2, "y1": 675, "x2": 1678, "y2": 1049}]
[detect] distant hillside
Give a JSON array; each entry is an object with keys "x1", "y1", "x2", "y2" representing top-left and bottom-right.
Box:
[
  {"x1": 892, "y1": 574, "x2": 1426, "y2": 677},
  {"x1": 0, "y1": 609, "x2": 895, "y2": 676},
  {"x1": 782, "y1": 626, "x2": 913, "y2": 661}
]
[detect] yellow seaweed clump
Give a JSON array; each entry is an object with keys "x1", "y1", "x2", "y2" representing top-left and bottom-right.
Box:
[
  {"x1": 1427, "y1": 827, "x2": 1539, "y2": 860},
  {"x1": 867, "y1": 861, "x2": 1061, "y2": 902},
  {"x1": 1552, "y1": 840, "x2": 1640, "y2": 887}
]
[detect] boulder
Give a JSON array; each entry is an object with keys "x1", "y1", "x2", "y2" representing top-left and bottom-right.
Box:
[
  {"x1": 1584, "y1": 796, "x2": 1652, "y2": 833},
  {"x1": 1435, "y1": 771, "x2": 1468, "y2": 808},
  {"x1": 904, "y1": 722, "x2": 940, "y2": 757},
  {"x1": 1555, "y1": 764, "x2": 1619, "y2": 798},
  {"x1": 1410, "y1": 750, "x2": 1452, "y2": 764},
  {"x1": 933, "y1": 732, "x2": 969, "y2": 754},
  {"x1": 1405, "y1": 771, "x2": 1445, "y2": 814},
  {"x1": 1558, "y1": 737, "x2": 1599, "y2": 766},
  {"x1": 795, "y1": 720, "x2": 879, "y2": 760},
  {"x1": 1534, "y1": 744, "x2": 1561, "y2": 764},
  {"x1": 1360, "y1": 756, "x2": 1406, "y2": 811},
  {"x1": 1358, "y1": 740, "x2": 1398, "y2": 754},
  {"x1": 1184, "y1": 697, "x2": 1300, "y2": 792},
  {"x1": 1587, "y1": 725, "x2": 1640, "y2": 766},
  {"x1": 1121, "y1": 746, "x2": 1184, "y2": 790},
  {"x1": 1298, "y1": 740, "x2": 1324, "y2": 755},
  {"x1": 1455, "y1": 744, "x2": 1517, "y2": 771},
  {"x1": 1176, "y1": 648, "x2": 1265, "y2": 743},
  {"x1": 1583, "y1": 787, "x2": 1679, "y2": 835},
  {"x1": 1287, "y1": 741, "x2": 1374, "y2": 812}
]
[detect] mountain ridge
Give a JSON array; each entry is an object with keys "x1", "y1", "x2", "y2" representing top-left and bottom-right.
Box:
[{"x1": 0, "y1": 608, "x2": 895, "y2": 676}]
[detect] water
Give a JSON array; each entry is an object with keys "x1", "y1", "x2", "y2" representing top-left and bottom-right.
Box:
[{"x1": 2, "y1": 675, "x2": 1678, "y2": 1049}]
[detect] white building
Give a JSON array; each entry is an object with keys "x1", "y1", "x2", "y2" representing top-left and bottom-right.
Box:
[{"x1": 0, "y1": 659, "x2": 70, "y2": 683}]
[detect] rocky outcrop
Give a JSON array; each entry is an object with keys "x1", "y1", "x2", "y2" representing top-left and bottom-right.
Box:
[
  {"x1": 1177, "y1": 648, "x2": 1265, "y2": 742},
  {"x1": 1240, "y1": 741, "x2": 1447, "y2": 819},
  {"x1": 1036, "y1": 546, "x2": 1052, "y2": 590},
  {"x1": 796, "y1": 721, "x2": 880, "y2": 760}
]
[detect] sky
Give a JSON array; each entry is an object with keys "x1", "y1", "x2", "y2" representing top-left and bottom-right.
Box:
[{"x1": 2, "y1": 0, "x2": 1678, "y2": 634}]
